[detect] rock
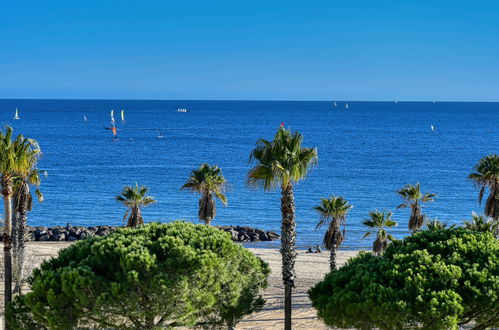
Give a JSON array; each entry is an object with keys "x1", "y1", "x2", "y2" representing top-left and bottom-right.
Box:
[
  {"x1": 51, "y1": 233, "x2": 66, "y2": 241},
  {"x1": 248, "y1": 232, "x2": 260, "y2": 241},
  {"x1": 80, "y1": 231, "x2": 94, "y2": 239},
  {"x1": 38, "y1": 234, "x2": 50, "y2": 241},
  {"x1": 67, "y1": 236, "x2": 78, "y2": 241},
  {"x1": 34, "y1": 229, "x2": 48, "y2": 239},
  {"x1": 307, "y1": 247, "x2": 314, "y2": 253},
  {"x1": 238, "y1": 233, "x2": 250, "y2": 242}
]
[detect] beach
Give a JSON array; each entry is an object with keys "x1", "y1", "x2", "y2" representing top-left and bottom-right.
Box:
[{"x1": 1, "y1": 242, "x2": 361, "y2": 329}]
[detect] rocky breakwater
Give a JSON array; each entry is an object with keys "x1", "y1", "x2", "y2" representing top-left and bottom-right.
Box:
[{"x1": 19, "y1": 224, "x2": 279, "y2": 243}]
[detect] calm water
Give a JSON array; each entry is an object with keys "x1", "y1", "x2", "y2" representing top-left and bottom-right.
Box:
[{"x1": 0, "y1": 100, "x2": 497, "y2": 249}]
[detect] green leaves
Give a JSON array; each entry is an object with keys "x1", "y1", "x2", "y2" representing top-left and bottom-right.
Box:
[
  {"x1": 247, "y1": 127, "x2": 318, "y2": 191},
  {"x1": 9, "y1": 222, "x2": 269, "y2": 329},
  {"x1": 309, "y1": 228, "x2": 499, "y2": 329}
]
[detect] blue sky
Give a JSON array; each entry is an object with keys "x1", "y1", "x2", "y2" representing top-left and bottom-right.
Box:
[{"x1": 1, "y1": 1, "x2": 499, "y2": 101}]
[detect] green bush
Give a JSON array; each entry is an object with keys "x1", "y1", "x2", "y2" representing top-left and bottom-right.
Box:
[
  {"x1": 309, "y1": 228, "x2": 499, "y2": 329},
  {"x1": 8, "y1": 222, "x2": 269, "y2": 329}
]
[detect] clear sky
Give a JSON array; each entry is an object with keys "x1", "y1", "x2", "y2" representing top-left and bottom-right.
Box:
[{"x1": 1, "y1": 1, "x2": 499, "y2": 101}]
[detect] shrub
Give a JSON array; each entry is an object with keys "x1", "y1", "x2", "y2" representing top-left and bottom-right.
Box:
[
  {"x1": 8, "y1": 222, "x2": 269, "y2": 329},
  {"x1": 309, "y1": 228, "x2": 499, "y2": 329}
]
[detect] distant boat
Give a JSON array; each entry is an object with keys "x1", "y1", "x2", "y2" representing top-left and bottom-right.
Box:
[
  {"x1": 395, "y1": 100, "x2": 398, "y2": 104},
  {"x1": 177, "y1": 108, "x2": 189, "y2": 113},
  {"x1": 431, "y1": 125, "x2": 436, "y2": 132},
  {"x1": 433, "y1": 101, "x2": 436, "y2": 104},
  {"x1": 333, "y1": 101, "x2": 338, "y2": 107},
  {"x1": 110, "y1": 109, "x2": 115, "y2": 124},
  {"x1": 345, "y1": 103, "x2": 349, "y2": 109},
  {"x1": 121, "y1": 109, "x2": 125, "y2": 122},
  {"x1": 83, "y1": 115, "x2": 87, "y2": 123},
  {"x1": 156, "y1": 130, "x2": 165, "y2": 138},
  {"x1": 13, "y1": 108, "x2": 20, "y2": 120}
]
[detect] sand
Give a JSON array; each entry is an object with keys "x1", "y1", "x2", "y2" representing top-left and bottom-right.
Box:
[{"x1": 1, "y1": 242, "x2": 361, "y2": 329}]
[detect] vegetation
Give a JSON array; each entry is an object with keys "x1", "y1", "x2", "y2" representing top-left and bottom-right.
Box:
[
  {"x1": 397, "y1": 183, "x2": 436, "y2": 232},
  {"x1": 425, "y1": 218, "x2": 452, "y2": 231},
  {"x1": 8, "y1": 222, "x2": 269, "y2": 329},
  {"x1": 247, "y1": 126, "x2": 317, "y2": 330},
  {"x1": 362, "y1": 210, "x2": 397, "y2": 255},
  {"x1": 116, "y1": 183, "x2": 156, "y2": 227},
  {"x1": 309, "y1": 228, "x2": 499, "y2": 330},
  {"x1": 469, "y1": 154, "x2": 499, "y2": 220},
  {"x1": 0, "y1": 126, "x2": 41, "y2": 330},
  {"x1": 181, "y1": 163, "x2": 228, "y2": 225},
  {"x1": 313, "y1": 196, "x2": 352, "y2": 270},
  {"x1": 464, "y1": 212, "x2": 499, "y2": 236},
  {"x1": 12, "y1": 143, "x2": 43, "y2": 295}
]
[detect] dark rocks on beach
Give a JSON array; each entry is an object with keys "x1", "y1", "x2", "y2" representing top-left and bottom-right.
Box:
[{"x1": 6, "y1": 224, "x2": 280, "y2": 243}]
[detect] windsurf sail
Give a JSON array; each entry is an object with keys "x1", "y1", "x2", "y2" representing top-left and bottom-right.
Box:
[
  {"x1": 110, "y1": 109, "x2": 115, "y2": 125},
  {"x1": 14, "y1": 108, "x2": 20, "y2": 120},
  {"x1": 121, "y1": 109, "x2": 125, "y2": 122}
]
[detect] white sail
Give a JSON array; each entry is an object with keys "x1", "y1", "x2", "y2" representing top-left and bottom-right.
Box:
[
  {"x1": 110, "y1": 109, "x2": 115, "y2": 124},
  {"x1": 83, "y1": 115, "x2": 87, "y2": 122},
  {"x1": 14, "y1": 108, "x2": 20, "y2": 120},
  {"x1": 431, "y1": 125, "x2": 435, "y2": 131},
  {"x1": 121, "y1": 109, "x2": 125, "y2": 122},
  {"x1": 333, "y1": 101, "x2": 337, "y2": 107},
  {"x1": 345, "y1": 103, "x2": 349, "y2": 109}
]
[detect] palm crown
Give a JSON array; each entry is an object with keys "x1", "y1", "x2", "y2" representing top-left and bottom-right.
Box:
[
  {"x1": 247, "y1": 127, "x2": 318, "y2": 190},
  {"x1": 181, "y1": 163, "x2": 227, "y2": 225},
  {"x1": 397, "y1": 183, "x2": 436, "y2": 231},
  {"x1": 314, "y1": 196, "x2": 352, "y2": 249},
  {"x1": 363, "y1": 210, "x2": 397, "y2": 255},
  {"x1": 116, "y1": 184, "x2": 155, "y2": 227},
  {"x1": 181, "y1": 163, "x2": 228, "y2": 204},
  {"x1": 469, "y1": 154, "x2": 499, "y2": 218}
]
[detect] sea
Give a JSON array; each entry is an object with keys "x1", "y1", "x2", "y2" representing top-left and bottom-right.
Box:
[{"x1": 0, "y1": 99, "x2": 497, "y2": 249}]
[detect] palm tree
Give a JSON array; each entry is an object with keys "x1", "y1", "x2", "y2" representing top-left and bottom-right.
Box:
[
  {"x1": 12, "y1": 148, "x2": 43, "y2": 294},
  {"x1": 363, "y1": 210, "x2": 397, "y2": 256},
  {"x1": 425, "y1": 218, "x2": 450, "y2": 231},
  {"x1": 464, "y1": 212, "x2": 499, "y2": 237},
  {"x1": 314, "y1": 196, "x2": 352, "y2": 271},
  {"x1": 0, "y1": 126, "x2": 40, "y2": 330},
  {"x1": 397, "y1": 183, "x2": 436, "y2": 232},
  {"x1": 116, "y1": 184, "x2": 156, "y2": 227},
  {"x1": 181, "y1": 163, "x2": 227, "y2": 225},
  {"x1": 469, "y1": 154, "x2": 499, "y2": 220},
  {"x1": 248, "y1": 126, "x2": 318, "y2": 330}
]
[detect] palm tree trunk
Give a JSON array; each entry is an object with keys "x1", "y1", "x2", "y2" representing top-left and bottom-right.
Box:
[
  {"x1": 13, "y1": 209, "x2": 27, "y2": 294},
  {"x1": 280, "y1": 183, "x2": 296, "y2": 330},
  {"x1": 330, "y1": 246, "x2": 337, "y2": 271},
  {"x1": 2, "y1": 179, "x2": 13, "y2": 330}
]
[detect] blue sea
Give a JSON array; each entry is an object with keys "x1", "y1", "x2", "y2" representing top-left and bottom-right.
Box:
[{"x1": 0, "y1": 100, "x2": 497, "y2": 249}]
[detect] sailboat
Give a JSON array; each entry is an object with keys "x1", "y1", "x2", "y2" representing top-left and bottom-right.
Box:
[
  {"x1": 156, "y1": 130, "x2": 165, "y2": 139},
  {"x1": 83, "y1": 115, "x2": 87, "y2": 123},
  {"x1": 333, "y1": 101, "x2": 338, "y2": 107},
  {"x1": 345, "y1": 103, "x2": 349, "y2": 109},
  {"x1": 121, "y1": 109, "x2": 125, "y2": 122},
  {"x1": 430, "y1": 125, "x2": 436, "y2": 132},
  {"x1": 110, "y1": 109, "x2": 115, "y2": 125},
  {"x1": 395, "y1": 100, "x2": 398, "y2": 104},
  {"x1": 13, "y1": 108, "x2": 20, "y2": 120}
]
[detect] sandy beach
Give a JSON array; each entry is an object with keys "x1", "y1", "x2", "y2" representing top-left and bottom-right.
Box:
[{"x1": 0, "y1": 242, "x2": 361, "y2": 329}]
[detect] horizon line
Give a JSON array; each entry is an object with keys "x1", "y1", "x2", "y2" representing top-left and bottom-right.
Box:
[{"x1": 1, "y1": 98, "x2": 499, "y2": 103}]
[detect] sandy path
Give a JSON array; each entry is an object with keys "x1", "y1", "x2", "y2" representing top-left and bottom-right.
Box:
[{"x1": 1, "y1": 242, "x2": 361, "y2": 329}]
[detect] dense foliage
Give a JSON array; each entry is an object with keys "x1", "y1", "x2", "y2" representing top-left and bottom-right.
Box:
[
  {"x1": 8, "y1": 222, "x2": 269, "y2": 329},
  {"x1": 309, "y1": 228, "x2": 499, "y2": 329}
]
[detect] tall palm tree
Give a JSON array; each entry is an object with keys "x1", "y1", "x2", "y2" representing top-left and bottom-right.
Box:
[
  {"x1": 12, "y1": 148, "x2": 43, "y2": 294},
  {"x1": 116, "y1": 184, "x2": 156, "y2": 227},
  {"x1": 469, "y1": 154, "x2": 499, "y2": 220},
  {"x1": 363, "y1": 210, "x2": 397, "y2": 256},
  {"x1": 314, "y1": 196, "x2": 352, "y2": 271},
  {"x1": 181, "y1": 163, "x2": 227, "y2": 225},
  {"x1": 397, "y1": 183, "x2": 436, "y2": 232},
  {"x1": 0, "y1": 126, "x2": 40, "y2": 330},
  {"x1": 248, "y1": 126, "x2": 318, "y2": 330}
]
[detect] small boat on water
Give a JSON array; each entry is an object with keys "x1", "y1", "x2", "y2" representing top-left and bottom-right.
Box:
[
  {"x1": 110, "y1": 109, "x2": 115, "y2": 124},
  {"x1": 177, "y1": 108, "x2": 189, "y2": 113},
  {"x1": 333, "y1": 101, "x2": 338, "y2": 107},
  {"x1": 431, "y1": 125, "x2": 436, "y2": 132},
  {"x1": 13, "y1": 108, "x2": 20, "y2": 120},
  {"x1": 121, "y1": 109, "x2": 125, "y2": 122},
  {"x1": 83, "y1": 115, "x2": 87, "y2": 123},
  {"x1": 345, "y1": 103, "x2": 349, "y2": 109},
  {"x1": 156, "y1": 130, "x2": 165, "y2": 138}
]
